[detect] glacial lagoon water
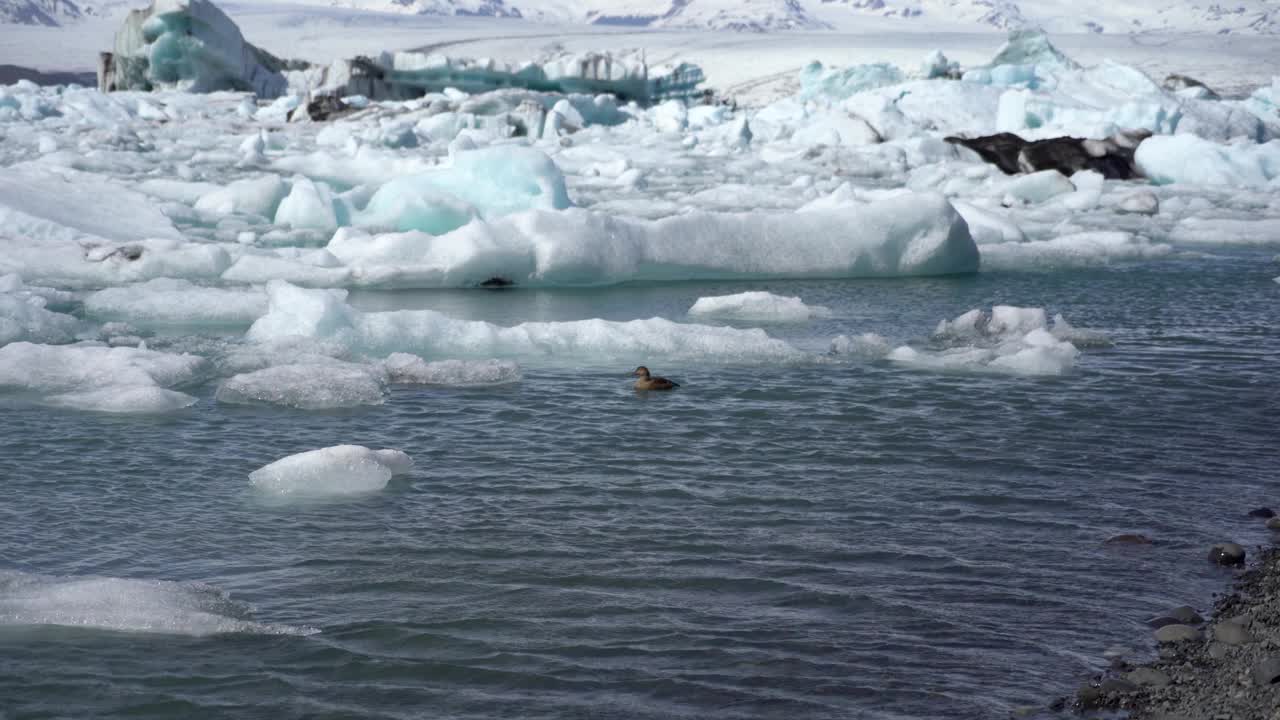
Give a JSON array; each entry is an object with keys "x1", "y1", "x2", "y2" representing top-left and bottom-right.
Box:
[{"x1": 1, "y1": 252, "x2": 1277, "y2": 719}]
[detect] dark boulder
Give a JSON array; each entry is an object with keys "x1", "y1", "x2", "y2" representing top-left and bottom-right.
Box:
[
  {"x1": 944, "y1": 129, "x2": 1151, "y2": 180},
  {"x1": 1207, "y1": 542, "x2": 1246, "y2": 566},
  {"x1": 1247, "y1": 507, "x2": 1276, "y2": 519}
]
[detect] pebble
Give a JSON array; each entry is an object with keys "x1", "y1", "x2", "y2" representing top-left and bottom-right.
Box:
[
  {"x1": 1208, "y1": 641, "x2": 1229, "y2": 660},
  {"x1": 1212, "y1": 621, "x2": 1254, "y2": 645},
  {"x1": 1248, "y1": 507, "x2": 1276, "y2": 519},
  {"x1": 1252, "y1": 656, "x2": 1280, "y2": 685},
  {"x1": 1126, "y1": 667, "x2": 1173, "y2": 687},
  {"x1": 1208, "y1": 542, "x2": 1246, "y2": 566},
  {"x1": 1155, "y1": 624, "x2": 1202, "y2": 644}
]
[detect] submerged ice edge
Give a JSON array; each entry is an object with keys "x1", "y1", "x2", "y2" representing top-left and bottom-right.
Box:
[{"x1": 0, "y1": 570, "x2": 317, "y2": 637}]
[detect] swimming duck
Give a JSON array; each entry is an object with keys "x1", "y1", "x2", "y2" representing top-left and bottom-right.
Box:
[{"x1": 633, "y1": 366, "x2": 680, "y2": 391}]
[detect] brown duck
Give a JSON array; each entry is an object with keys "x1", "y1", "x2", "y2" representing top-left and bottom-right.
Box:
[{"x1": 632, "y1": 366, "x2": 680, "y2": 391}]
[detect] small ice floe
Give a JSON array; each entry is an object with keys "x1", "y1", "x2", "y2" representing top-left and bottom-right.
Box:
[
  {"x1": 688, "y1": 291, "x2": 832, "y2": 323},
  {"x1": 249, "y1": 445, "x2": 413, "y2": 497}
]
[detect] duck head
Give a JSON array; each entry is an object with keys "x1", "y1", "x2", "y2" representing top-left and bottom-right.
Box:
[{"x1": 632, "y1": 366, "x2": 651, "y2": 378}]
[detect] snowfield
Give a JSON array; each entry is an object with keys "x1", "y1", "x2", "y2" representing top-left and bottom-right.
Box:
[{"x1": 1, "y1": 11, "x2": 1279, "y2": 411}]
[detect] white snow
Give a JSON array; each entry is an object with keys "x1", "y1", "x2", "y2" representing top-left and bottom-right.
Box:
[
  {"x1": 248, "y1": 444, "x2": 413, "y2": 496},
  {"x1": 0, "y1": 569, "x2": 314, "y2": 636},
  {"x1": 688, "y1": 291, "x2": 832, "y2": 322}
]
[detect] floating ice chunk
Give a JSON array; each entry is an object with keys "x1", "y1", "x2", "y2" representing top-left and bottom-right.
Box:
[
  {"x1": 0, "y1": 342, "x2": 202, "y2": 413},
  {"x1": 249, "y1": 445, "x2": 413, "y2": 496},
  {"x1": 274, "y1": 177, "x2": 339, "y2": 231},
  {"x1": 1050, "y1": 314, "x2": 1112, "y2": 348},
  {"x1": 829, "y1": 333, "x2": 891, "y2": 359},
  {"x1": 951, "y1": 201, "x2": 1026, "y2": 245},
  {"x1": 1117, "y1": 190, "x2": 1160, "y2": 215},
  {"x1": 889, "y1": 305, "x2": 1097, "y2": 376},
  {"x1": 0, "y1": 570, "x2": 312, "y2": 636},
  {"x1": 0, "y1": 294, "x2": 78, "y2": 346},
  {"x1": 358, "y1": 146, "x2": 570, "y2": 235},
  {"x1": 979, "y1": 232, "x2": 1173, "y2": 270},
  {"x1": 248, "y1": 283, "x2": 804, "y2": 363},
  {"x1": 0, "y1": 166, "x2": 182, "y2": 244},
  {"x1": 798, "y1": 61, "x2": 904, "y2": 102},
  {"x1": 329, "y1": 192, "x2": 977, "y2": 288},
  {"x1": 194, "y1": 175, "x2": 288, "y2": 218},
  {"x1": 688, "y1": 292, "x2": 832, "y2": 322},
  {"x1": 1135, "y1": 135, "x2": 1280, "y2": 187},
  {"x1": 383, "y1": 354, "x2": 521, "y2": 386},
  {"x1": 918, "y1": 51, "x2": 958, "y2": 80},
  {"x1": 84, "y1": 279, "x2": 267, "y2": 327},
  {"x1": 651, "y1": 100, "x2": 688, "y2": 133},
  {"x1": 1001, "y1": 170, "x2": 1075, "y2": 204},
  {"x1": 215, "y1": 362, "x2": 386, "y2": 409}
]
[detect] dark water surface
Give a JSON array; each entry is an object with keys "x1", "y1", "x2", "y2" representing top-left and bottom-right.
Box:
[{"x1": 2, "y1": 253, "x2": 1278, "y2": 719}]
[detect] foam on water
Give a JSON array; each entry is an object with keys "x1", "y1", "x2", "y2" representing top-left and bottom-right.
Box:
[
  {"x1": 0, "y1": 570, "x2": 313, "y2": 636},
  {"x1": 688, "y1": 292, "x2": 832, "y2": 322},
  {"x1": 249, "y1": 445, "x2": 413, "y2": 497}
]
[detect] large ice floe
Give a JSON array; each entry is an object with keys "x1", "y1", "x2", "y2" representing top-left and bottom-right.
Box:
[
  {"x1": 246, "y1": 281, "x2": 806, "y2": 363},
  {"x1": 0, "y1": 342, "x2": 204, "y2": 413},
  {"x1": 249, "y1": 445, "x2": 413, "y2": 497},
  {"x1": 0, "y1": 569, "x2": 313, "y2": 636}
]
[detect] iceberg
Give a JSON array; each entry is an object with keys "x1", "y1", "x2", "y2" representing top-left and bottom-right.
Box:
[
  {"x1": 101, "y1": 0, "x2": 287, "y2": 98},
  {"x1": 325, "y1": 192, "x2": 979, "y2": 288},
  {"x1": 357, "y1": 146, "x2": 571, "y2": 234},
  {"x1": 1135, "y1": 135, "x2": 1280, "y2": 187},
  {"x1": 249, "y1": 445, "x2": 413, "y2": 496}
]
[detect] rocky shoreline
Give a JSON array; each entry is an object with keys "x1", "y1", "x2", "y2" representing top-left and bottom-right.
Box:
[{"x1": 1061, "y1": 521, "x2": 1280, "y2": 720}]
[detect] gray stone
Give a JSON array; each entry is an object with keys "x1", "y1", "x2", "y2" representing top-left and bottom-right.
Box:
[
  {"x1": 1125, "y1": 667, "x2": 1173, "y2": 687},
  {"x1": 1156, "y1": 605, "x2": 1205, "y2": 626},
  {"x1": 1076, "y1": 685, "x2": 1104, "y2": 709},
  {"x1": 1155, "y1": 624, "x2": 1202, "y2": 644},
  {"x1": 1208, "y1": 641, "x2": 1230, "y2": 660},
  {"x1": 1267, "y1": 517, "x2": 1280, "y2": 531},
  {"x1": 1099, "y1": 677, "x2": 1138, "y2": 695},
  {"x1": 1253, "y1": 656, "x2": 1280, "y2": 685},
  {"x1": 1208, "y1": 542, "x2": 1246, "y2": 566},
  {"x1": 1213, "y1": 620, "x2": 1254, "y2": 646}
]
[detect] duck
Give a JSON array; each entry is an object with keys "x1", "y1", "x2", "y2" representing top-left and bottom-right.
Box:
[{"x1": 632, "y1": 366, "x2": 680, "y2": 391}]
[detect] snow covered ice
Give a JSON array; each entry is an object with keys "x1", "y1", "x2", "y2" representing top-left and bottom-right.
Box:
[
  {"x1": 688, "y1": 292, "x2": 832, "y2": 322},
  {"x1": 249, "y1": 445, "x2": 414, "y2": 496}
]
